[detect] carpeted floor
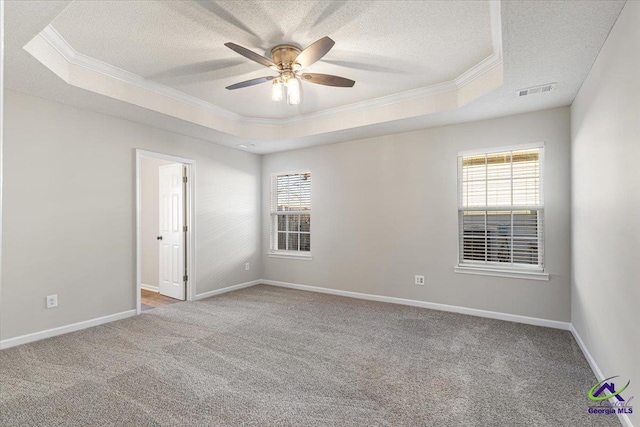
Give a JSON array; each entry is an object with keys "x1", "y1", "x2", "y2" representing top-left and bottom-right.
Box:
[{"x1": 0, "y1": 285, "x2": 621, "y2": 426}]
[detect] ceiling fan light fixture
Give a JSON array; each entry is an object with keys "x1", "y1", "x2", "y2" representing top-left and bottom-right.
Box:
[
  {"x1": 271, "y1": 79, "x2": 284, "y2": 102},
  {"x1": 286, "y1": 77, "x2": 301, "y2": 105},
  {"x1": 224, "y1": 37, "x2": 354, "y2": 106}
]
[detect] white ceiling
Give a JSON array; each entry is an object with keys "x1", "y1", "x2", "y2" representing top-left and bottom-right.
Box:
[
  {"x1": 50, "y1": 1, "x2": 493, "y2": 119},
  {"x1": 3, "y1": 1, "x2": 626, "y2": 154}
]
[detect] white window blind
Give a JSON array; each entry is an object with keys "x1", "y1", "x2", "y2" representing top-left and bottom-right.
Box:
[
  {"x1": 270, "y1": 172, "x2": 311, "y2": 253},
  {"x1": 458, "y1": 146, "x2": 544, "y2": 270}
]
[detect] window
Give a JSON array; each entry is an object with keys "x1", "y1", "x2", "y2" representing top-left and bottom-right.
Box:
[
  {"x1": 270, "y1": 172, "x2": 311, "y2": 257},
  {"x1": 456, "y1": 144, "x2": 546, "y2": 278}
]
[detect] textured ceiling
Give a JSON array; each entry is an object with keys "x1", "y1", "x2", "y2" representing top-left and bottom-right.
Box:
[
  {"x1": 49, "y1": 1, "x2": 493, "y2": 119},
  {"x1": 3, "y1": 1, "x2": 626, "y2": 154}
]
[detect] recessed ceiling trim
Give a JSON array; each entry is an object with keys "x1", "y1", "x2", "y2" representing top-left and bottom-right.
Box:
[
  {"x1": 39, "y1": 25, "x2": 247, "y2": 124},
  {"x1": 24, "y1": 1, "x2": 503, "y2": 141}
]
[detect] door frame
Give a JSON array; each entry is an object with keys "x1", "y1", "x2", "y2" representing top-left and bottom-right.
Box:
[{"x1": 135, "y1": 149, "x2": 196, "y2": 314}]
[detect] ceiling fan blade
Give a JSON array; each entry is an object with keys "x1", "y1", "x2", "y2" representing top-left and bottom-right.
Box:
[
  {"x1": 226, "y1": 76, "x2": 275, "y2": 90},
  {"x1": 224, "y1": 42, "x2": 276, "y2": 69},
  {"x1": 295, "y1": 36, "x2": 335, "y2": 68},
  {"x1": 301, "y1": 73, "x2": 355, "y2": 88}
]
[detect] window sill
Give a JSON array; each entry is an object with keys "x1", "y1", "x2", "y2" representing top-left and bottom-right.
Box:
[
  {"x1": 268, "y1": 252, "x2": 313, "y2": 261},
  {"x1": 454, "y1": 265, "x2": 549, "y2": 281}
]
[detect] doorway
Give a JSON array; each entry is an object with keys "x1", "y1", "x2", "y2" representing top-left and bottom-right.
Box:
[{"x1": 135, "y1": 150, "x2": 196, "y2": 314}]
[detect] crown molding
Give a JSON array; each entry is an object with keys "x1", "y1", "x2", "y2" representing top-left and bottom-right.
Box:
[
  {"x1": 39, "y1": 25, "x2": 249, "y2": 125},
  {"x1": 25, "y1": 0, "x2": 503, "y2": 141}
]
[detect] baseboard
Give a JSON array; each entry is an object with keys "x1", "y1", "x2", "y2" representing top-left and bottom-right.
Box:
[
  {"x1": 194, "y1": 279, "x2": 262, "y2": 301},
  {"x1": 261, "y1": 280, "x2": 571, "y2": 331},
  {"x1": 570, "y1": 325, "x2": 634, "y2": 427},
  {"x1": 0, "y1": 309, "x2": 137, "y2": 350},
  {"x1": 141, "y1": 283, "x2": 159, "y2": 292},
  {"x1": 570, "y1": 325, "x2": 605, "y2": 382}
]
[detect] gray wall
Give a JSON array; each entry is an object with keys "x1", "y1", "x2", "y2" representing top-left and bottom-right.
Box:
[
  {"x1": 140, "y1": 157, "x2": 173, "y2": 288},
  {"x1": 571, "y1": 2, "x2": 639, "y2": 425},
  {"x1": 1, "y1": 89, "x2": 262, "y2": 340},
  {"x1": 262, "y1": 107, "x2": 572, "y2": 322}
]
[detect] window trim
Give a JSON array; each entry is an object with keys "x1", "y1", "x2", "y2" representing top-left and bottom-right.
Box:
[
  {"x1": 269, "y1": 170, "x2": 312, "y2": 259},
  {"x1": 455, "y1": 142, "x2": 547, "y2": 280},
  {"x1": 268, "y1": 251, "x2": 313, "y2": 260},
  {"x1": 454, "y1": 265, "x2": 549, "y2": 281},
  {"x1": 457, "y1": 141, "x2": 545, "y2": 158}
]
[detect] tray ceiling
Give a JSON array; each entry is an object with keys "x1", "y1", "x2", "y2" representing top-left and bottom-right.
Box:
[
  {"x1": 48, "y1": 0, "x2": 494, "y2": 120},
  {"x1": 5, "y1": 1, "x2": 626, "y2": 153}
]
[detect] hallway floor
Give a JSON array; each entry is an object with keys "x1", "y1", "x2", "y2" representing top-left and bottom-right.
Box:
[{"x1": 141, "y1": 289, "x2": 180, "y2": 312}]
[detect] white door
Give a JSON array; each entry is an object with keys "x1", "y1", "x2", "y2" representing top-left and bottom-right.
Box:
[{"x1": 158, "y1": 164, "x2": 186, "y2": 300}]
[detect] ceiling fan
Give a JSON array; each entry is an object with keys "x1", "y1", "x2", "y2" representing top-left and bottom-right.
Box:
[{"x1": 224, "y1": 36, "x2": 355, "y2": 105}]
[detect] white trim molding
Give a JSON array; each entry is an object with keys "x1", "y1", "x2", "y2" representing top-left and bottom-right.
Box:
[
  {"x1": 267, "y1": 252, "x2": 313, "y2": 260},
  {"x1": 22, "y1": 1, "x2": 503, "y2": 142},
  {"x1": 261, "y1": 280, "x2": 570, "y2": 330},
  {"x1": 454, "y1": 266, "x2": 550, "y2": 281},
  {"x1": 0, "y1": 0, "x2": 5, "y2": 327},
  {"x1": 457, "y1": 141, "x2": 545, "y2": 158},
  {"x1": 570, "y1": 325, "x2": 634, "y2": 427},
  {"x1": 0, "y1": 310, "x2": 137, "y2": 350},
  {"x1": 194, "y1": 280, "x2": 262, "y2": 301},
  {"x1": 141, "y1": 283, "x2": 159, "y2": 292},
  {"x1": 135, "y1": 149, "x2": 197, "y2": 314},
  {"x1": 0, "y1": 279, "x2": 260, "y2": 350}
]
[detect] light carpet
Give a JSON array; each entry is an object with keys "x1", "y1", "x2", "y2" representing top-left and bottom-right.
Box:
[{"x1": 0, "y1": 285, "x2": 621, "y2": 426}]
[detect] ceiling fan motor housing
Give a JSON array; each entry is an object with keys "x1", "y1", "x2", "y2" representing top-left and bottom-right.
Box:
[{"x1": 270, "y1": 45, "x2": 302, "y2": 73}]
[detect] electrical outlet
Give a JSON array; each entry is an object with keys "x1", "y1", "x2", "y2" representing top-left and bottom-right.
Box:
[
  {"x1": 245, "y1": 262, "x2": 250, "y2": 271},
  {"x1": 415, "y1": 275, "x2": 425, "y2": 286},
  {"x1": 46, "y1": 294, "x2": 58, "y2": 309}
]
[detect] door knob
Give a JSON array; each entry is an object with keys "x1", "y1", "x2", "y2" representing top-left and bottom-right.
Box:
[{"x1": 157, "y1": 236, "x2": 163, "y2": 240}]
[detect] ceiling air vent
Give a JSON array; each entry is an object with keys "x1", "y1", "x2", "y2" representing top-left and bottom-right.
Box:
[{"x1": 517, "y1": 83, "x2": 557, "y2": 97}]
